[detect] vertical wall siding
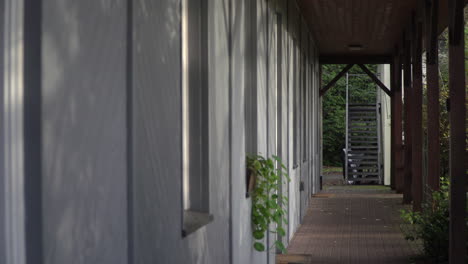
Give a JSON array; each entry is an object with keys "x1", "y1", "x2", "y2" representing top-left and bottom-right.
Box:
[
  {"x1": 131, "y1": 1, "x2": 186, "y2": 263},
  {"x1": 41, "y1": 1, "x2": 128, "y2": 263},
  {"x1": 278, "y1": 0, "x2": 290, "y2": 246},
  {"x1": 205, "y1": 0, "x2": 231, "y2": 262},
  {"x1": 255, "y1": 1, "x2": 269, "y2": 262},
  {"x1": 287, "y1": 2, "x2": 297, "y2": 239},
  {"x1": 132, "y1": 0, "x2": 230, "y2": 263},
  {"x1": 266, "y1": 2, "x2": 278, "y2": 263},
  {"x1": 14, "y1": 0, "x2": 321, "y2": 263},
  {"x1": 230, "y1": 0, "x2": 261, "y2": 263},
  {"x1": 0, "y1": 0, "x2": 5, "y2": 262}
]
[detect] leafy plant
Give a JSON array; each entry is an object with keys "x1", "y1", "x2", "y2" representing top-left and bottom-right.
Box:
[
  {"x1": 400, "y1": 178, "x2": 467, "y2": 261},
  {"x1": 247, "y1": 154, "x2": 290, "y2": 253}
]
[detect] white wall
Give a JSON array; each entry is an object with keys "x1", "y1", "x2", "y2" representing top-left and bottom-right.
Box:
[
  {"x1": 41, "y1": 1, "x2": 128, "y2": 263},
  {"x1": 2, "y1": 1, "x2": 26, "y2": 263},
  {"x1": 378, "y1": 65, "x2": 392, "y2": 186},
  {"x1": 2, "y1": 1, "x2": 322, "y2": 263}
]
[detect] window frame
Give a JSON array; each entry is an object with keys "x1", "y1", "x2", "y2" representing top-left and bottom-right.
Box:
[{"x1": 181, "y1": 0, "x2": 212, "y2": 237}]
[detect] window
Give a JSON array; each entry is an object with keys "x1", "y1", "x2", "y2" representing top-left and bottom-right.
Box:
[
  {"x1": 181, "y1": 0, "x2": 212, "y2": 237},
  {"x1": 302, "y1": 52, "x2": 307, "y2": 162},
  {"x1": 293, "y1": 42, "x2": 299, "y2": 167},
  {"x1": 245, "y1": 0, "x2": 257, "y2": 156}
]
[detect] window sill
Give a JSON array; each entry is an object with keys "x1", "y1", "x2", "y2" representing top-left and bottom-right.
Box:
[{"x1": 182, "y1": 210, "x2": 213, "y2": 237}]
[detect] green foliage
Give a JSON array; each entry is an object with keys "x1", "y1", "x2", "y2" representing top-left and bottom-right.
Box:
[
  {"x1": 322, "y1": 64, "x2": 378, "y2": 166},
  {"x1": 247, "y1": 154, "x2": 290, "y2": 253},
  {"x1": 434, "y1": 25, "x2": 468, "y2": 178},
  {"x1": 400, "y1": 179, "x2": 467, "y2": 261},
  {"x1": 436, "y1": 30, "x2": 452, "y2": 177}
]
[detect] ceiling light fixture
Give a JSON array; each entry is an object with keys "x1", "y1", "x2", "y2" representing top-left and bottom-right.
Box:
[{"x1": 348, "y1": 44, "x2": 364, "y2": 51}]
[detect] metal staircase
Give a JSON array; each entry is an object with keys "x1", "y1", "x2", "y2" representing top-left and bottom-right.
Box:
[{"x1": 345, "y1": 74, "x2": 382, "y2": 184}]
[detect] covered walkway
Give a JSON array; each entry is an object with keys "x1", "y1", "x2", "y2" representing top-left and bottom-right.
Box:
[
  {"x1": 286, "y1": 186, "x2": 419, "y2": 263},
  {"x1": 1, "y1": 0, "x2": 467, "y2": 264}
]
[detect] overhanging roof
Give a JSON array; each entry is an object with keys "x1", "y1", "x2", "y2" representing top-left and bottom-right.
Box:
[{"x1": 298, "y1": 0, "x2": 453, "y2": 63}]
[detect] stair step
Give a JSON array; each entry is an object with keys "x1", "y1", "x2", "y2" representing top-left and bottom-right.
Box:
[
  {"x1": 349, "y1": 109, "x2": 376, "y2": 112},
  {"x1": 347, "y1": 166, "x2": 379, "y2": 170},
  {"x1": 349, "y1": 124, "x2": 377, "y2": 128},
  {"x1": 349, "y1": 118, "x2": 377, "y2": 121},
  {"x1": 349, "y1": 113, "x2": 375, "y2": 116},
  {"x1": 349, "y1": 114, "x2": 376, "y2": 117},
  {"x1": 347, "y1": 177, "x2": 380, "y2": 182},
  {"x1": 349, "y1": 131, "x2": 377, "y2": 134},
  {"x1": 350, "y1": 120, "x2": 376, "y2": 123},
  {"x1": 349, "y1": 104, "x2": 376, "y2": 107},
  {"x1": 349, "y1": 110, "x2": 375, "y2": 113},
  {"x1": 349, "y1": 123, "x2": 377, "y2": 126},
  {"x1": 349, "y1": 113, "x2": 376, "y2": 116},
  {"x1": 349, "y1": 119, "x2": 377, "y2": 122},
  {"x1": 348, "y1": 150, "x2": 378, "y2": 154},
  {"x1": 349, "y1": 146, "x2": 378, "y2": 149},
  {"x1": 349, "y1": 120, "x2": 377, "y2": 123},
  {"x1": 349, "y1": 108, "x2": 376, "y2": 112},
  {"x1": 349, "y1": 116, "x2": 376, "y2": 119},
  {"x1": 348, "y1": 160, "x2": 378, "y2": 166},
  {"x1": 348, "y1": 163, "x2": 379, "y2": 170},
  {"x1": 347, "y1": 156, "x2": 378, "y2": 160},
  {"x1": 349, "y1": 127, "x2": 377, "y2": 130},
  {"x1": 347, "y1": 171, "x2": 379, "y2": 175},
  {"x1": 348, "y1": 152, "x2": 377, "y2": 155},
  {"x1": 350, "y1": 118, "x2": 376, "y2": 121}
]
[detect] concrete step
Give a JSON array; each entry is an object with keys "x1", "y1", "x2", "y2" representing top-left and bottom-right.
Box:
[{"x1": 276, "y1": 254, "x2": 312, "y2": 264}]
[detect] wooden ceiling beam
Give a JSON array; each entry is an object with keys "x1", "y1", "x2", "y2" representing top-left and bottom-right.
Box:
[
  {"x1": 319, "y1": 55, "x2": 392, "y2": 64},
  {"x1": 357, "y1": 64, "x2": 392, "y2": 97},
  {"x1": 319, "y1": 64, "x2": 354, "y2": 97}
]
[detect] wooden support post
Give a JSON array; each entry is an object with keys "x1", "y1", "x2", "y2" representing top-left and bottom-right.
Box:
[
  {"x1": 425, "y1": 0, "x2": 440, "y2": 192},
  {"x1": 392, "y1": 50, "x2": 404, "y2": 193},
  {"x1": 402, "y1": 31, "x2": 413, "y2": 204},
  {"x1": 448, "y1": 0, "x2": 466, "y2": 262},
  {"x1": 390, "y1": 61, "x2": 396, "y2": 190},
  {"x1": 411, "y1": 19, "x2": 423, "y2": 212},
  {"x1": 319, "y1": 64, "x2": 354, "y2": 96}
]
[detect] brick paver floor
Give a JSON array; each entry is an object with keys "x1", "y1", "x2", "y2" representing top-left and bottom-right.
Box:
[{"x1": 287, "y1": 186, "x2": 420, "y2": 264}]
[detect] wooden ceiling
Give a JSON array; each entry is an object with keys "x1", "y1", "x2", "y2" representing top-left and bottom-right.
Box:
[{"x1": 298, "y1": 0, "x2": 449, "y2": 58}]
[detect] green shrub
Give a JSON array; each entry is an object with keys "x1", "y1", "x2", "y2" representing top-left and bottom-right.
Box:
[
  {"x1": 400, "y1": 179, "x2": 467, "y2": 262},
  {"x1": 247, "y1": 154, "x2": 290, "y2": 253}
]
